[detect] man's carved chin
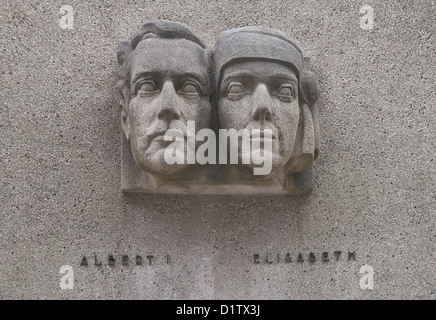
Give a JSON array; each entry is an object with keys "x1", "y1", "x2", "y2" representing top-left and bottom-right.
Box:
[{"x1": 132, "y1": 148, "x2": 189, "y2": 178}]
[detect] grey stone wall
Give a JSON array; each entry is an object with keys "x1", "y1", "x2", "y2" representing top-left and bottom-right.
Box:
[{"x1": 0, "y1": 0, "x2": 434, "y2": 299}]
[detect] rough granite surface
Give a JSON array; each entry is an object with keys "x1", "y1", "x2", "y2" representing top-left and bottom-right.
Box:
[{"x1": 0, "y1": 0, "x2": 434, "y2": 299}]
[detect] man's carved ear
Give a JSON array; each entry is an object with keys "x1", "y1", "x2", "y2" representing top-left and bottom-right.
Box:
[
  {"x1": 118, "y1": 75, "x2": 131, "y2": 142},
  {"x1": 117, "y1": 40, "x2": 133, "y2": 142},
  {"x1": 121, "y1": 107, "x2": 130, "y2": 142},
  {"x1": 117, "y1": 40, "x2": 132, "y2": 65}
]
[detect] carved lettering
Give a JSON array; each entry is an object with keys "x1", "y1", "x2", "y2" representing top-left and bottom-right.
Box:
[
  {"x1": 94, "y1": 255, "x2": 102, "y2": 267},
  {"x1": 146, "y1": 255, "x2": 154, "y2": 265},
  {"x1": 80, "y1": 256, "x2": 88, "y2": 267},
  {"x1": 108, "y1": 255, "x2": 115, "y2": 267},
  {"x1": 122, "y1": 255, "x2": 129, "y2": 266},
  {"x1": 284, "y1": 253, "x2": 292, "y2": 263},
  {"x1": 254, "y1": 251, "x2": 357, "y2": 265},
  {"x1": 297, "y1": 253, "x2": 304, "y2": 263},
  {"x1": 308, "y1": 253, "x2": 316, "y2": 263}
]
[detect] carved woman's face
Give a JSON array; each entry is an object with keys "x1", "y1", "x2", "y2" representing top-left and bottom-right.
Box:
[
  {"x1": 218, "y1": 60, "x2": 300, "y2": 177},
  {"x1": 126, "y1": 38, "x2": 212, "y2": 177}
]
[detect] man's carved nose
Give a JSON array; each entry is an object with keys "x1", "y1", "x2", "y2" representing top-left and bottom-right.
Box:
[
  {"x1": 251, "y1": 84, "x2": 272, "y2": 121},
  {"x1": 157, "y1": 81, "x2": 181, "y2": 121}
]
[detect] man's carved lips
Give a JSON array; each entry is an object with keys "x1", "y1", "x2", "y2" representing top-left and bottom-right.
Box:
[
  {"x1": 245, "y1": 126, "x2": 277, "y2": 142},
  {"x1": 145, "y1": 120, "x2": 187, "y2": 142},
  {"x1": 146, "y1": 131, "x2": 168, "y2": 141}
]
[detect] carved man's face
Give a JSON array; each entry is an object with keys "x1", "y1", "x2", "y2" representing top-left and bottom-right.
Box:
[
  {"x1": 218, "y1": 60, "x2": 300, "y2": 177},
  {"x1": 125, "y1": 38, "x2": 211, "y2": 177}
]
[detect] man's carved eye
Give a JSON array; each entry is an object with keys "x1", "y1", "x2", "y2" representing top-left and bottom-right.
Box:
[
  {"x1": 137, "y1": 81, "x2": 158, "y2": 96},
  {"x1": 226, "y1": 82, "x2": 248, "y2": 100},
  {"x1": 178, "y1": 81, "x2": 200, "y2": 98},
  {"x1": 275, "y1": 85, "x2": 294, "y2": 102}
]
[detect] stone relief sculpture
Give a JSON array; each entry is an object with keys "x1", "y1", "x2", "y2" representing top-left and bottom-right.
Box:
[{"x1": 117, "y1": 20, "x2": 320, "y2": 194}]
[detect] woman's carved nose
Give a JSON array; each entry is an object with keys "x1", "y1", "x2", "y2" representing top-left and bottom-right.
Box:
[{"x1": 251, "y1": 84, "x2": 272, "y2": 121}]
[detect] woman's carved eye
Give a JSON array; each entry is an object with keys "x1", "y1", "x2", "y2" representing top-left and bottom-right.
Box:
[
  {"x1": 137, "y1": 81, "x2": 158, "y2": 96},
  {"x1": 226, "y1": 82, "x2": 248, "y2": 100},
  {"x1": 275, "y1": 85, "x2": 294, "y2": 102}
]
